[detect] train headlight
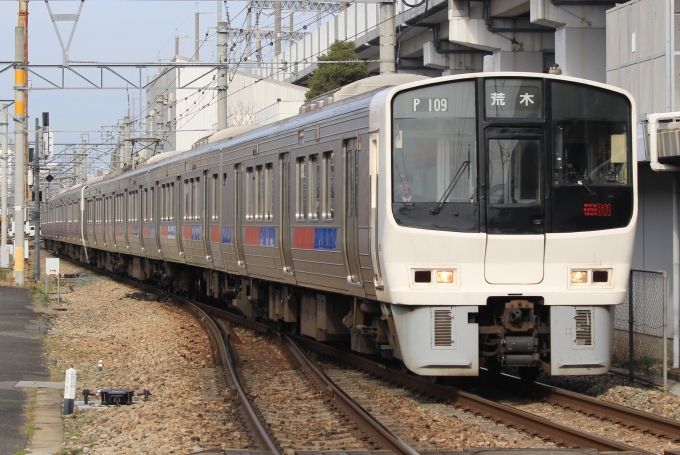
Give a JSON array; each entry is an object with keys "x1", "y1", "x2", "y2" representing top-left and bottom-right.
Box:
[
  {"x1": 436, "y1": 270, "x2": 454, "y2": 284},
  {"x1": 571, "y1": 270, "x2": 589, "y2": 284}
]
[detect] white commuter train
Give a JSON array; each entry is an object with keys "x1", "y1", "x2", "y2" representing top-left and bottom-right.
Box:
[{"x1": 43, "y1": 72, "x2": 637, "y2": 379}]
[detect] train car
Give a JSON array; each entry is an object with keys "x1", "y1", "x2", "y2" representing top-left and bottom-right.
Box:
[{"x1": 43, "y1": 72, "x2": 637, "y2": 379}]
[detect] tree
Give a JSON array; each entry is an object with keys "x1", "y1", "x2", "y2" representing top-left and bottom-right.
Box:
[
  {"x1": 305, "y1": 40, "x2": 369, "y2": 101},
  {"x1": 228, "y1": 100, "x2": 261, "y2": 126}
]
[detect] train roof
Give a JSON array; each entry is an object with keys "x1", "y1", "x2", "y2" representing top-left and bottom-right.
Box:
[{"x1": 48, "y1": 74, "x2": 429, "y2": 201}]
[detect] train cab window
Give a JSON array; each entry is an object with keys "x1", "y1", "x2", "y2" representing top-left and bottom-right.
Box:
[
  {"x1": 296, "y1": 157, "x2": 307, "y2": 220},
  {"x1": 264, "y1": 163, "x2": 274, "y2": 221},
  {"x1": 322, "y1": 151, "x2": 334, "y2": 220},
  {"x1": 309, "y1": 154, "x2": 320, "y2": 220},
  {"x1": 246, "y1": 167, "x2": 255, "y2": 221},
  {"x1": 392, "y1": 80, "x2": 477, "y2": 205},
  {"x1": 488, "y1": 139, "x2": 541, "y2": 205},
  {"x1": 552, "y1": 82, "x2": 631, "y2": 187}
]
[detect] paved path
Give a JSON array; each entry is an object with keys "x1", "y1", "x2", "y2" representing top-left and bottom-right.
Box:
[{"x1": 0, "y1": 286, "x2": 53, "y2": 455}]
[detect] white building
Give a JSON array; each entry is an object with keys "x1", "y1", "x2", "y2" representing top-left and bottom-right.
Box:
[{"x1": 145, "y1": 56, "x2": 308, "y2": 154}]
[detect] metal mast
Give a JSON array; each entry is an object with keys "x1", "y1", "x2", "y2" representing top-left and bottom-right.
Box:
[
  {"x1": 14, "y1": 24, "x2": 26, "y2": 285},
  {"x1": 1, "y1": 104, "x2": 8, "y2": 248}
]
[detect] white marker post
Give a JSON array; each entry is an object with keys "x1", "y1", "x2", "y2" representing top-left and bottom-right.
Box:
[
  {"x1": 45, "y1": 258, "x2": 59, "y2": 304},
  {"x1": 63, "y1": 367, "x2": 76, "y2": 415},
  {"x1": 98, "y1": 359, "x2": 103, "y2": 372}
]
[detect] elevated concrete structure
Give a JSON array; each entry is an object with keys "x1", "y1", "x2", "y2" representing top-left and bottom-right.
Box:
[{"x1": 264, "y1": 0, "x2": 612, "y2": 85}]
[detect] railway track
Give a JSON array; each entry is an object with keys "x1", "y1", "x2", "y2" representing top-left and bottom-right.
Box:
[
  {"x1": 503, "y1": 375, "x2": 680, "y2": 442},
  {"x1": 54, "y1": 255, "x2": 667, "y2": 454},
  {"x1": 200, "y1": 303, "x2": 654, "y2": 454}
]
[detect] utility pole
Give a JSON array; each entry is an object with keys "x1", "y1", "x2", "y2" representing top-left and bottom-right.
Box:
[
  {"x1": 274, "y1": 3, "x2": 282, "y2": 55},
  {"x1": 1, "y1": 104, "x2": 8, "y2": 248},
  {"x1": 33, "y1": 116, "x2": 40, "y2": 282},
  {"x1": 122, "y1": 115, "x2": 131, "y2": 167},
  {"x1": 194, "y1": 9, "x2": 213, "y2": 60},
  {"x1": 14, "y1": 25, "x2": 26, "y2": 285},
  {"x1": 154, "y1": 97, "x2": 164, "y2": 150},
  {"x1": 79, "y1": 139, "x2": 86, "y2": 183},
  {"x1": 217, "y1": 22, "x2": 228, "y2": 131},
  {"x1": 379, "y1": 1, "x2": 396, "y2": 74},
  {"x1": 19, "y1": 1, "x2": 29, "y2": 235}
]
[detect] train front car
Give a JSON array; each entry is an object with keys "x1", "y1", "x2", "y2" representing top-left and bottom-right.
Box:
[{"x1": 373, "y1": 74, "x2": 636, "y2": 378}]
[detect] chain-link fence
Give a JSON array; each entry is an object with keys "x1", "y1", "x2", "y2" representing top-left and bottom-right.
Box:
[{"x1": 611, "y1": 269, "x2": 668, "y2": 389}]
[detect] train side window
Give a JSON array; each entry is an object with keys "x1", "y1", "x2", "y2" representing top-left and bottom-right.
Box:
[
  {"x1": 296, "y1": 157, "x2": 306, "y2": 220},
  {"x1": 309, "y1": 154, "x2": 320, "y2": 220},
  {"x1": 256, "y1": 165, "x2": 264, "y2": 221},
  {"x1": 194, "y1": 177, "x2": 200, "y2": 220},
  {"x1": 132, "y1": 191, "x2": 138, "y2": 222},
  {"x1": 184, "y1": 179, "x2": 190, "y2": 221},
  {"x1": 246, "y1": 166, "x2": 255, "y2": 221},
  {"x1": 170, "y1": 182, "x2": 175, "y2": 221},
  {"x1": 264, "y1": 163, "x2": 273, "y2": 221},
  {"x1": 323, "y1": 151, "x2": 334, "y2": 220},
  {"x1": 149, "y1": 187, "x2": 154, "y2": 221},
  {"x1": 160, "y1": 185, "x2": 165, "y2": 221},
  {"x1": 211, "y1": 173, "x2": 219, "y2": 221}
]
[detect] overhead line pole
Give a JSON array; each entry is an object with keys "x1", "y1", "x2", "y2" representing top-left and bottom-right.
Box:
[
  {"x1": 1, "y1": 104, "x2": 8, "y2": 248},
  {"x1": 217, "y1": 22, "x2": 228, "y2": 131},
  {"x1": 14, "y1": 25, "x2": 26, "y2": 285},
  {"x1": 33, "y1": 116, "x2": 40, "y2": 282}
]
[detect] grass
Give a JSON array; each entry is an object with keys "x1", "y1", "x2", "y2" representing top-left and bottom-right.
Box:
[{"x1": 25, "y1": 388, "x2": 37, "y2": 439}]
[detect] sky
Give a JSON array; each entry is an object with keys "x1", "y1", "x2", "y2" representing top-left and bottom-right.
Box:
[{"x1": 0, "y1": 0, "x2": 288, "y2": 174}]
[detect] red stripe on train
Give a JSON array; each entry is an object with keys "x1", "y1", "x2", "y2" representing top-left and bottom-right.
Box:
[
  {"x1": 244, "y1": 227, "x2": 260, "y2": 245},
  {"x1": 293, "y1": 227, "x2": 315, "y2": 249},
  {"x1": 210, "y1": 226, "x2": 221, "y2": 243}
]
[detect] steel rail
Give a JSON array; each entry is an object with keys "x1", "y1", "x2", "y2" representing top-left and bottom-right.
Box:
[
  {"x1": 196, "y1": 303, "x2": 420, "y2": 455},
  {"x1": 183, "y1": 302, "x2": 281, "y2": 455},
  {"x1": 290, "y1": 336, "x2": 656, "y2": 455},
  {"x1": 281, "y1": 332, "x2": 420, "y2": 455},
  {"x1": 48, "y1": 257, "x2": 280, "y2": 454},
  {"x1": 518, "y1": 377, "x2": 680, "y2": 441}
]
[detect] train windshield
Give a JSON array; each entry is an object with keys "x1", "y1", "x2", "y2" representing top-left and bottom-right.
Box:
[
  {"x1": 392, "y1": 81, "x2": 477, "y2": 205},
  {"x1": 552, "y1": 81, "x2": 630, "y2": 187},
  {"x1": 390, "y1": 77, "x2": 633, "y2": 233}
]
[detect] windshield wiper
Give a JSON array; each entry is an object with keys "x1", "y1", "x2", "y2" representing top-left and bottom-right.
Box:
[
  {"x1": 430, "y1": 160, "x2": 470, "y2": 215},
  {"x1": 565, "y1": 163, "x2": 596, "y2": 196}
]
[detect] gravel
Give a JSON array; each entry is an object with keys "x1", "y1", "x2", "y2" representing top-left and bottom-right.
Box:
[
  {"x1": 38, "y1": 253, "x2": 251, "y2": 454},
  {"x1": 539, "y1": 373, "x2": 680, "y2": 421}
]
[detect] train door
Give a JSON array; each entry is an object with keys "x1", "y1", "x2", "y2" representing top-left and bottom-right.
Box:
[
  {"x1": 344, "y1": 138, "x2": 362, "y2": 285},
  {"x1": 233, "y1": 163, "x2": 245, "y2": 267},
  {"x1": 278, "y1": 152, "x2": 294, "y2": 275},
  {"x1": 483, "y1": 128, "x2": 545, "y2": 284}
]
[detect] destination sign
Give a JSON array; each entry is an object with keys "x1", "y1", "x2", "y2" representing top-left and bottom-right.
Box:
[{"x1": 485, "y1": 79, "x2": 543, "y2": 119}]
